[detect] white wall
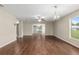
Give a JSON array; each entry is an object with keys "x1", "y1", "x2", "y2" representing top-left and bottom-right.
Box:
[
  {"x1": 18, "y1": 21, "x2": 23, "y2": 38},
  {"x1": 23, "y1": 21, "x2": 54, "y2": 36},
  {"x1": 53, "y1": 10, "x2": 79, "y2": 48},
  {"x1": 0, "y1": 7, "x2": 17, "y2": 48}
]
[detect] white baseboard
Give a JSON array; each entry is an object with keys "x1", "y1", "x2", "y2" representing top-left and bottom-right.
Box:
[
  {"x1": 0, "y1": 39, "x2": 16, "y2": 48},
  {"x1": 54, "y1": 35, "x2": 79, "y2": 48}
]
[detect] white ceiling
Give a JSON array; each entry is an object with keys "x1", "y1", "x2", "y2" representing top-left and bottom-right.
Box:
[{"x1": 4, "y1": 4, "x2": 79, "y2": 21}]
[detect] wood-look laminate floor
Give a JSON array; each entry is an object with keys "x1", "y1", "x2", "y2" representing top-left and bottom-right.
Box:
[{"x1": 0, "y1": 35, "x2": 79, "y2": 55}]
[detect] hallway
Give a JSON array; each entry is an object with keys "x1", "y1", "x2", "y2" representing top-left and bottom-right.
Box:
[{"x1": 0, "y1": 35, "x2": 79, "y2": 55}]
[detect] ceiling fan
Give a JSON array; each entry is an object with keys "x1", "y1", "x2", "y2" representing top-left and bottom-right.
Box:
[
  {"x1": 0, "y1": 4, "x2": 4, "y2": 7},
  {"x1": 33, "y1": 15, "x2": 47, "y2": 22}
]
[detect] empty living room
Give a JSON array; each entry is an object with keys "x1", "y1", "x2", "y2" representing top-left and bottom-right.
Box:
[{"x1": 0, "y1": 4, "x2": 79, "y2": 55}]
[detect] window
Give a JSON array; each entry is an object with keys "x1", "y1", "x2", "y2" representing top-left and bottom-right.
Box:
[
  {"x1": 32, "y1": 24, "x2": 45, "y2": 34},
  {"x1": 70, "y1": 16, "x2": 79, "y2": 40}
]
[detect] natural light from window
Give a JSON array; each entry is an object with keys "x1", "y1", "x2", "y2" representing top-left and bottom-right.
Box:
[{"x1": 71, "y1": 16, "x2": 79, "y2": 40}]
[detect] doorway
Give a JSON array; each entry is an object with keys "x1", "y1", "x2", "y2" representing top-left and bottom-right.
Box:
[{"x1": 32, "y1": 24, "x2": 45, "y2": 39}]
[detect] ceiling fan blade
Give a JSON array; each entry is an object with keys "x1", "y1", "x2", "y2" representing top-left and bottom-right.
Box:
[
  {"x1": 41, "y1": 18, "x2": 47, "y2": 21},
  {"x1": 0, "y1": 4, "x2": 4, "y2": 7}
]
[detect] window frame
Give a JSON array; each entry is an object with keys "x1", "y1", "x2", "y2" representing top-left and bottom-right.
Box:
[{"x1": 69, "y1": 16, "x2": 79, "y2": 41}]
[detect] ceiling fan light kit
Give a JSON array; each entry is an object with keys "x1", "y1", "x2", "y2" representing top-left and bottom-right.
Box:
[{"x1": 38, "y1": 19, "x2": 42, "y2": 22}]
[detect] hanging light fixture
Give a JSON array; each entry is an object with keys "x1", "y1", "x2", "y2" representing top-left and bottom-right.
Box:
[{"x1": 53, "y1": 5, "x2": 60, "y2": 20}]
